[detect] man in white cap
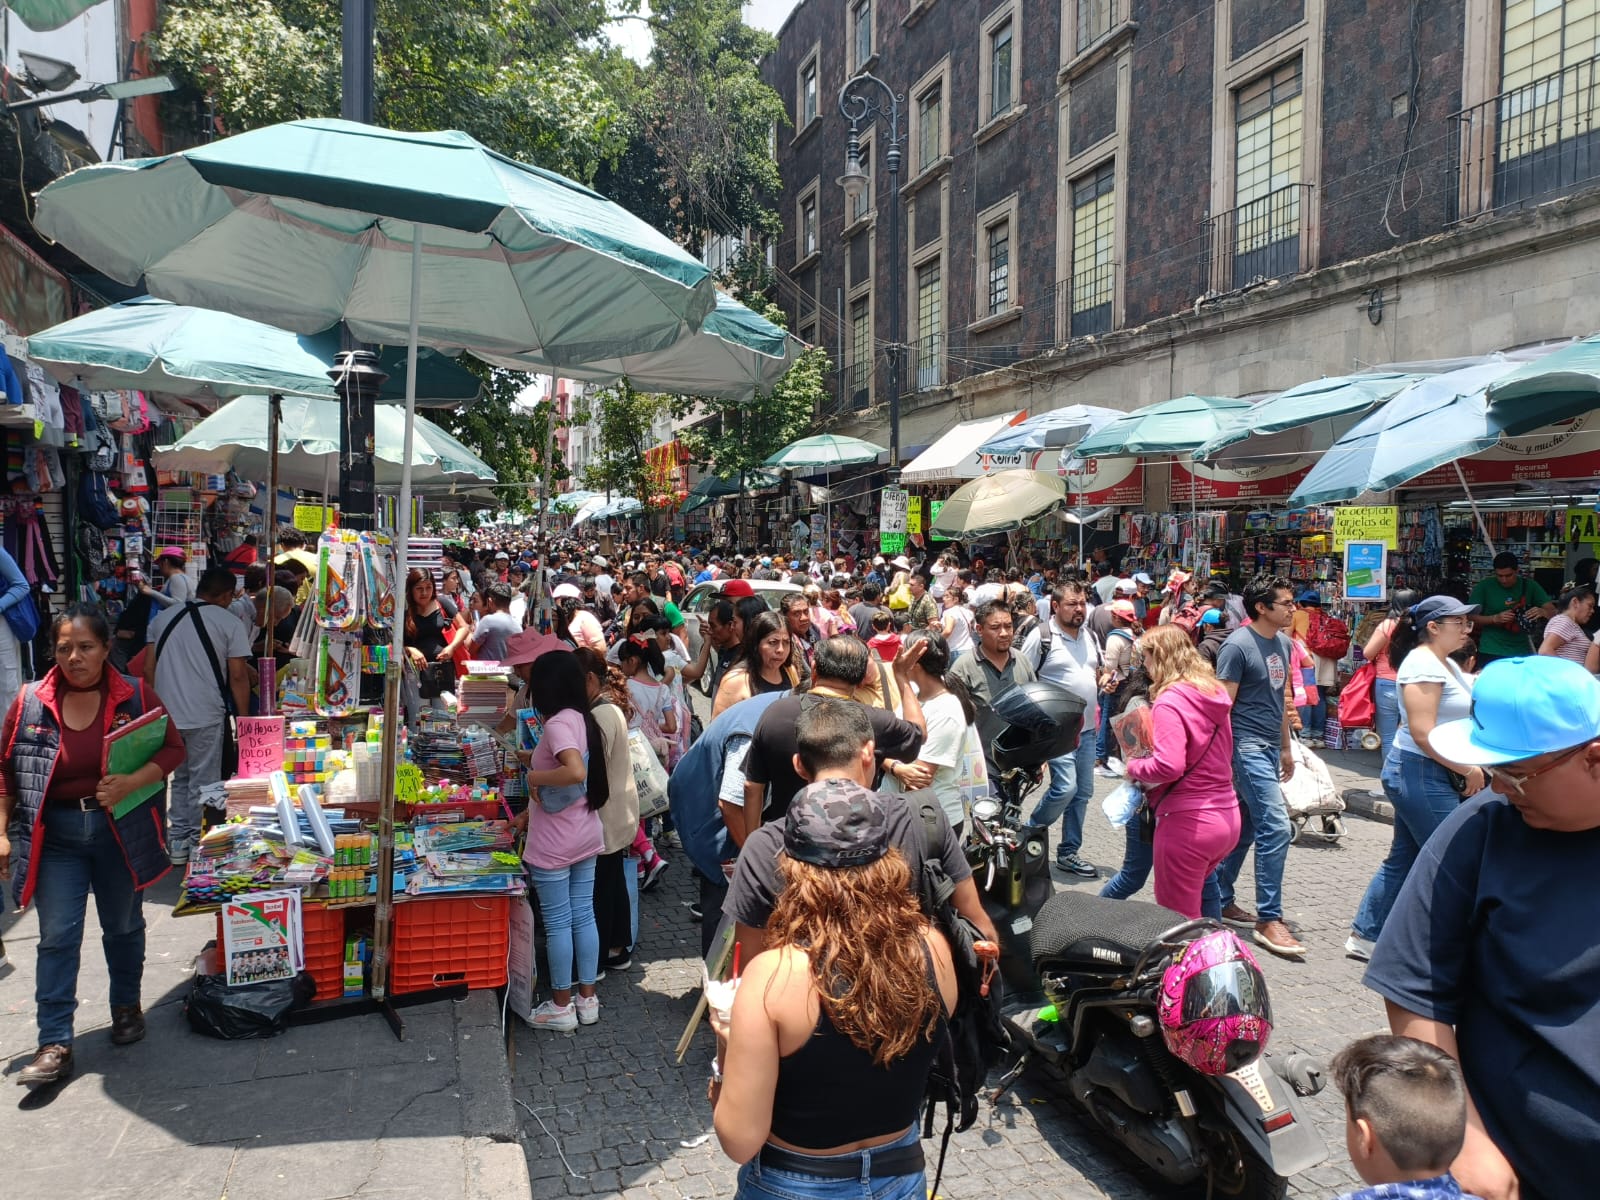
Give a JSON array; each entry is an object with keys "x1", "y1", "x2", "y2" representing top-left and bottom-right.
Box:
[
  {"x1": 1363, "y1": 654, "x2": 1600, "y2": 1200},
  {"x1": 1131, "y1": 572, "x2": 1155, "y2": 623},
  {"x1": 590, "y1": 555, "x2": 614, "y2": 601}
]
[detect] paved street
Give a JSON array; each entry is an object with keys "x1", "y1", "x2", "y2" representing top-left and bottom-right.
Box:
[{"x1": 513, "y1": 741, "x2": 1394, "y2": 1200}]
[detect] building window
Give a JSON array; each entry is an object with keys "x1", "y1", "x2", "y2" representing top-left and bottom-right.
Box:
[
  {"x1": 799, "y1": 54, "x2": 819, "y2": 127},
  {"x1": 1232, "y1": 58, "x2": 1304, "y2": 282},
  {"x1": 1069, "y1": 162, "x2": 1115, "y2": 336},
  {"x1": 990, "y1": 18, "x2": 1014, "y2": 118},
  {"x1": 1075, "y1": 0, "x2": 1114, "y2": 53},
  {"x1": 849, "y1": 294, "x2": 871, "y2": 406},
  {"x1": 802, "y1": 198, "x2": 817, "y2": 256},
  {"x1": 851, "y1": 0, "x2": 872, "y2": 70},
  {"x1": 1493, "y1": 0, "x2": 1600, "y2": 204},
  {"x1": 849, "y1": 131, "x2": 874, "y2": 223},
  {"x1": 917, "y1": 83, "x2": 943, "y2": 170},
  {"x1": 986, "y1": 219, "x2": 1010, "y2": 313},
  {"x1": 914, "y1": 260, "x2": 943, "y2": 390}
]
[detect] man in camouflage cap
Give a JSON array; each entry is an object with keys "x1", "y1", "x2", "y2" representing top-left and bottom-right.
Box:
[{"x1": 727, "y1": 698, "x2": 997, "y2": 958}]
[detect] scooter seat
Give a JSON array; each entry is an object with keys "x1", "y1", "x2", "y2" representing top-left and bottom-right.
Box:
[{"x1": 1032, "y1": 891, "x2": 1190, "y2": 972}]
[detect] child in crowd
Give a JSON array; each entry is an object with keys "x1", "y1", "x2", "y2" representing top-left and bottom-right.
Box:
[
  {"x1": 1329, "y1": 1034, "x2": 1482, "y2": 1200},
  {"x1": 615, "y1": 636, "x2": 673, "y2": 891},
  {"x1": 866, "y1": 608, "x2": 901, "y2": 662}
]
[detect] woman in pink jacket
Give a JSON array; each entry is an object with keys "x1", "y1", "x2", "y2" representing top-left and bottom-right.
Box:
[{"x1": 1122, "y1": 624, "x2": 1241, "y2": 919}]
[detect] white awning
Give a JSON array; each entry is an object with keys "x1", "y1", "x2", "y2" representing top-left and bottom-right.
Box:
[{"x1": 899, "y1": 411, "x2": 1025, "y2": 483}]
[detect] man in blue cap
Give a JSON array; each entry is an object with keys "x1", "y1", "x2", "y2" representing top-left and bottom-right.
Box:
[{"x1": 1363, "y1": 654, "x2": 1600, "y2": 1200}]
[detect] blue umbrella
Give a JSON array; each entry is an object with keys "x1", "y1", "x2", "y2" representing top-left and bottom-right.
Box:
[
  {"x1": 977, "y1": 404, "x2": 1124, "y2": 456},
  {"x1": 1192, "y1": 372, "x2": 1422, "y2": 468},
  {"x1": 1289, "y1": 360, "x2": 1524, "y2": 505}
]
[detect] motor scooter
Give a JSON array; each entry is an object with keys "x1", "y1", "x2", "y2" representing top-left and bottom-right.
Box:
[{"x1": 970, "y1": 682, "x2": 1327, "y2": 1199}]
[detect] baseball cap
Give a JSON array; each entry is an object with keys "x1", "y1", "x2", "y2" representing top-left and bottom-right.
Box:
[
  {"x1": 1411, "y1": 596, "x2": 1479, "y2": 625},
  {"x1": 156, "y1": 545, "x2": 187, "y2": 563},
  {"x1": 499, "y1": 629, "x2": 567, "y2": 666},
  {"x1": 494, "y1": 551, "x2": 510, "y2": 560},
  {"x1": 591, "y1": 555, "x2": 608, "y2": 569},
  {"x1": 1199, "y1": 608, "x2": 1222, "y2": 626},
  {"x1": 1111, "y1": 599, "x2": 1137, "y2": 621},
  {"x1": 722, "y1": 579, "x2": 755, "y2": 598},
  {"x1": 790, "y1": 560, "x2": 800, "y2": 569},
  {"x1": 1114, "y1": 578, "x2": 1137, "y2": 594},
  {"x1": 1430, "y1": 655, "x2": 1600, "y2": 766},
  {"x1": 552, "y1": 582, "x2": 583, "y2": 600},
  {"x1": 783, "y1": 779, "x2": 891, "y2": 868},
  {"x1": 1132, "y1": 572, "x2": 1154, "y2": 586},
  {"x1": 892, "y1": 556, "x2": 911, "y2": 569},
  {"x1": 1296, "y1": 589, "x2": 1323, "y2": 606},
  {"x1": 760, "y1": 555, "x2": 773, "y2": 565}
]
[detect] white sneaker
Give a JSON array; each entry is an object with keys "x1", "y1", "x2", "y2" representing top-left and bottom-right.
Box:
[
  {"x1": 168, "y1": 838, "x2": 193, "y2": 866},
  {"x1": 1093, "y1": 765, "x2": 1118, "y2": 779},
  {"x1": 575, "y1": 994, "x2": 600, "y2": 1026},
  {"x1": 1345, "y1": 934, "x2": 1376, "y2": 962},
  {"x1": 530, "y1": 1000, "x2": 578, "y2": 1032}
]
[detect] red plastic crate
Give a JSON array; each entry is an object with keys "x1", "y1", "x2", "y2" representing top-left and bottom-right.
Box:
[
  {"x1": 213, "y1": 901, "x2": 346, "y2": 1001},
  {"x1": 390, "y1": 895, "x2": 509, "y2": 994}
]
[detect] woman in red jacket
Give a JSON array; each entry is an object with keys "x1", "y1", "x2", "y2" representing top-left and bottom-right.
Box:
[
  {"x1": 0, "y1": 605, "x2": 185, "y2": 1086},
  {"x1": 1121, "y1": 624, "x2": 1240, "y2": 919}
]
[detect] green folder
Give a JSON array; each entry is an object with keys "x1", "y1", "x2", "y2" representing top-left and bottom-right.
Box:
[{"x1": 106, "y1": 713, "x2": 170, "y2": 819}]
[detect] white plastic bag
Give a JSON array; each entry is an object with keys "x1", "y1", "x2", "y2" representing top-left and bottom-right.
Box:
[
  {"x1": 1282, "y1": 740, "x2": 1344, "y2": 817},
  {"x1": 629, "y1": 727, "x2": 671, "y2": 819},
  {"x1": 1101, "y1": 780, "x2": 1145, "y2": 827}
]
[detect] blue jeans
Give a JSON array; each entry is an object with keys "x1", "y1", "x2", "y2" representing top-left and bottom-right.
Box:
[
  {"x1": 1351, "y1": 750, "x2": 1461, "y2": 941},
  {"x1": 1100, "y1": 817, "x2": 1223, "y2": 917},
  {"x1": 735, "y1": 1121, "x2": 924, "y2": 1200},
  {"x1": 529, "y1": 858, "x2": 600, "y2": 992},
  {"x1": 1094, "y1": 693, "x2": 1116, "y2": 762},
  {"x1": 1028, "y1": 731, "x2": 1098, "y2": 857},
  {"x1": 1374, "y1": 678, "x2": 1400, "y2": 759},
  {"x1": 1215, "y1": 738, "x2": 1292, "y2": 923},
  {"x1": 1298, "y1": 697, "x2": 1326, "y2": 738},
  {"x1": 33, "y1": 807, "x2": 146, "y2": 1046}
]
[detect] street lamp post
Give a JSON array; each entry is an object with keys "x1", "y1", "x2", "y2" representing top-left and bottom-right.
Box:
[{"x1": 838, "y1": 72, "x2": 904, "y2": 484}]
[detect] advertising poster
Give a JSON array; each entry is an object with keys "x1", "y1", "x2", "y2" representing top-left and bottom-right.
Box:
[
  {"x1": 221, "y1": 890, "x2": 303, "y2": 987},
  {"x1": 1059, "y1": 456, "x2": 1145, "y2": 506},
  {"x1": 1343, "y1": 541, "x2": 1388, "y2": 603},
  {"x1": 1169, "y1": 457, "x2": 1314, "y2": 503},
  {"x1": 1334, "y1": 506, "x2": 1399, "y2": 550}
]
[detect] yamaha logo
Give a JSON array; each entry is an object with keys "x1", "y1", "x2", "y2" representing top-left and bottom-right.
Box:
[{"x1": 1092, "y1": 947, "x2": 1124, "y2": 963}]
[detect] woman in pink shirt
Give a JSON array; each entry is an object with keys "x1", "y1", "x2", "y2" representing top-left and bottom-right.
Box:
[{"x1": 1121, "y1": 625, "x2": 1240, "y2": 919}]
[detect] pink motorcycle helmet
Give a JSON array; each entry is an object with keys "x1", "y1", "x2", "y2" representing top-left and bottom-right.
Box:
[{"x1": 1157, "y1": 928, "x2": 1273, "y2": 1075}]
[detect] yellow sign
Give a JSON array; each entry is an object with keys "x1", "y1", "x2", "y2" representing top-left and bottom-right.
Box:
[
  {"x1": 1333, "y1": 506, "x2": 1398, "y2": 550},
  {"x1": 1566, "y1": 507, "x2": 1600, "y2": 545},
  {"x1": 293, "y1": 504, "x2": 334, "y2": 533},
  {"x1": 395, "y1": 763, "x2": 424, "y2": 804},
  {"x1": 906, "y1": 497, "x2": 923, "y2": 535}
]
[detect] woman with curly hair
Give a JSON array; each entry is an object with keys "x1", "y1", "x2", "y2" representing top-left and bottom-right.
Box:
[{"x1": 712, "y1": 700, "x2": 956, "y2": 1199}]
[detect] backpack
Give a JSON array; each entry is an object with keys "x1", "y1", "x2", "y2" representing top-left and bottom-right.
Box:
[
  {"x1": 916, "y1": 798, "x2": 1009, "y2": 1192},
  {"x1": 1305, "y1": 609, "x2": 1351, "y2": 660}
]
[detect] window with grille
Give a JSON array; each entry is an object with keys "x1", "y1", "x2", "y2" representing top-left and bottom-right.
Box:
[
  {"x1": 801, "y1": 60, "x2": 819, "y2": 125},
  {"x1": 852, "y1": 0, "x2": 872, "y2": 69},
  {"x1": 990, "y1": 19, "x2": 1014, "y2": 118},
  {"x1": 1234, "y1": 59, "x2": 1304, "y2": 255},
  {"x1": 986, "y1": 220, "x2": 1011, "y2": 314},
  {"x1": 915, "y1": 262, "x2": 943, "y2": 389},
  {"x1": 849, "y1": 295, "x2": 871, "y2": 404},
  {"x1": 1070, "y1": 163, "x2": 1114, "y2": 336},
  {"x1": 802, "y1": 197, "x2": 818, "y2": 256},
  {"x1": 1499, "y1": 1, "x2": 1600, "y2": 163},
  {"x1": 1076, "y1": 0, "x2": 1114, "y2": 53},
  {"x1": 918, "y1": 84, "x2": 943, "y2": 170}
]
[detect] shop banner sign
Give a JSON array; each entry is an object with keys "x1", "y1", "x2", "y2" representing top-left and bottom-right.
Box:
[
  {"x1": 809, "y1": 512, "x2": 827, "y2": 553},
  {"x1": 1334, "y1": 506, "x2": 1399, "y2": 550},
  {"x1": 880, "y1": 486, "x2": 908, "y2": 533},
  {"x1": 1169, "y1": 457, "x2": 1314, "y2": 503},
  {"x1": 1343, "y1": 541, "x2": 1388, "y2": 603},
  {"x1": 1059, "y1": 456, "x2": 1145, "y2": 506},
  {"x1": 929, "y1": 500, "x2": 948, "y2": 542},
  {"x1": 962, "y1": 447, "x2": 1047, "y2": 477},
  {"x1": 1406, "y1": 412, "x2": 1600, "y2": 489},
  {"x1": 906, "y1": 496, "x2": 923, "y2": 535},
  {"x1": 293, "y1": 504, "x2": 334, "y2": 533},
  {"x1": 1566, "y1": 508, "x2": 1600, "y2": 545},
  {"x1": 236, "y1": 716, "x2": 285, "y2": 778}
]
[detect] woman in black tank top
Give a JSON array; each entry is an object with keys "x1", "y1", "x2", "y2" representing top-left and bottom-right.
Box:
[{"x1": 710, "y1": 776, "x2": 957, "y2": 1199}]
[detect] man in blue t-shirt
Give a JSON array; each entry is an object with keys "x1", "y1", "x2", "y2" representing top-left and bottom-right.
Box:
[
  {"x1": 1212, "y1": 573, "x2": 1302, "y2": 959},
  {"x1": 1365, "y1": 655, "x2": 1600, "y2": 1200}
]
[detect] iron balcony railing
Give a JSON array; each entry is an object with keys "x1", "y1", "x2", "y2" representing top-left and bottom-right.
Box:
[
  {"x1": 1198, "y1": 182, "x2": 1313, "y2": 293},
  {"x1": 1448, "y1": 54, "x2": 1600, "y2": 222},
  {"x1": 1053, "y1": 271, "x2": 1114, "y2": 344}
]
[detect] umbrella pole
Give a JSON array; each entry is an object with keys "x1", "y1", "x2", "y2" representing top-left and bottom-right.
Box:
[
  {"x1": 1453, "y1": 459, "x2": 1497, "y2": 556},
  {"x1": 372, "y1": 228, "x2": 424, "y2": 1009},
  {"x1": 262, "y1": 394, "x2": 281, "y2": 710}
]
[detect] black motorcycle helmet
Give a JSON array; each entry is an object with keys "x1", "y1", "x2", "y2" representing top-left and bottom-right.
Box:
[{"x1": 991, "y1": 679, "x2": 1086, "y2": 770}]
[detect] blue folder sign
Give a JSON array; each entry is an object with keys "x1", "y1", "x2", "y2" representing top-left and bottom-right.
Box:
[{"x1": 1343, "y1": 541, "x2": 1388, "y2": 603}]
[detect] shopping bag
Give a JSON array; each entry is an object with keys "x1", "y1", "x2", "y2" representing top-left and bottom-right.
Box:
[
  {"x1": 954, "y1": 722, "x2": 990, "y2": 809},
  {"x1": 1282, "y1": 741, "x2": 1344, "y2": 818},
  {"x1": 629, "y1": 727, "x2": 671, "y2": 819},
  {"x1": 1101, "y1": 780, "x2": 1145, "y2": 827}
]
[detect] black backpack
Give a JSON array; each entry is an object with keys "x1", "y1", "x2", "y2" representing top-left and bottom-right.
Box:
[{"x1": 915, "y1": 797, "x2": 1010, "y2": 1191}]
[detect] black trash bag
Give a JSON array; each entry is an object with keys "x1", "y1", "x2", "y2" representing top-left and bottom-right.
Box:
[{"x1": 184, "y1": 971, "x2": 316, "y2": 1040}]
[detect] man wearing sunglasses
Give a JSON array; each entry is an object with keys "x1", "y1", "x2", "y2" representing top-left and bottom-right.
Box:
[{"x1": 1364, "y1": 655, "x2": 1600, "y2": 1200}]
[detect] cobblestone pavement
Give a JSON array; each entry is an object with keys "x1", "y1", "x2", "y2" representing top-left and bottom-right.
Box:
[{"x1": 514, "y1": 732, "x2": 1395, "y2": 1200}]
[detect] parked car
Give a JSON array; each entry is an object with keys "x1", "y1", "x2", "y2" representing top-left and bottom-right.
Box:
[{"x1": 679, "y1": 578, "x2": 804, "y2": 660}]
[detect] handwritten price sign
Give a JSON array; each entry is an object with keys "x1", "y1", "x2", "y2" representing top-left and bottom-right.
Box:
[
  {"x1": 1333, "y1": 506, "x2": 1398, "y2": 550},
  {"x1": 236, "y1": 716, "x2": 285, "y2": 778}
]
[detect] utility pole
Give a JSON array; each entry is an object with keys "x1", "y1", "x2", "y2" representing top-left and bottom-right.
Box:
[{"x1": 336, "y1": 0, "x2": 377, "y2": 527}]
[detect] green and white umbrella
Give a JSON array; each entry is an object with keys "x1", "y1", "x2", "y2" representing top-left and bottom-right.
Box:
[
  {"x1": 928, "y1": 470, "x2": 1068, "y2": 539},
  {"x1": 8, "y1": 0, "x2": 107, "y2": 30},
  {"x1": 1192, "y1": 373, "x2": 1422, "y2": 468},
  {"x1": 680, "y1": 470, "x2": 781, "y2": 514},
  {"x1": 153, "y1": 394, "x2": 496, "y2": 492},
  {"x1": 764, "y1": 433, "x2": 886, "y2": 470},
  {"x1": 29, "y1": 296, "x2": 482, "y2": 408},
  {"x1": 1487, "y1": 334, "x2": 1600, "y2": 433},
  {"x1": 1072, "y1": 394, "x2": 1252, "y2": 458}
]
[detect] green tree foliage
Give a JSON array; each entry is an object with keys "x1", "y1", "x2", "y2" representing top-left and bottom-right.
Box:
[
  {"x1": 582, "y1": 379, "x2": 668, "y2": 505},
  {"x1": 426, "y1": 364, "x2": 561, "y2": 515},
  {"x1": 150, "y1": 0, "x2": 627, "y2": 182}
]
